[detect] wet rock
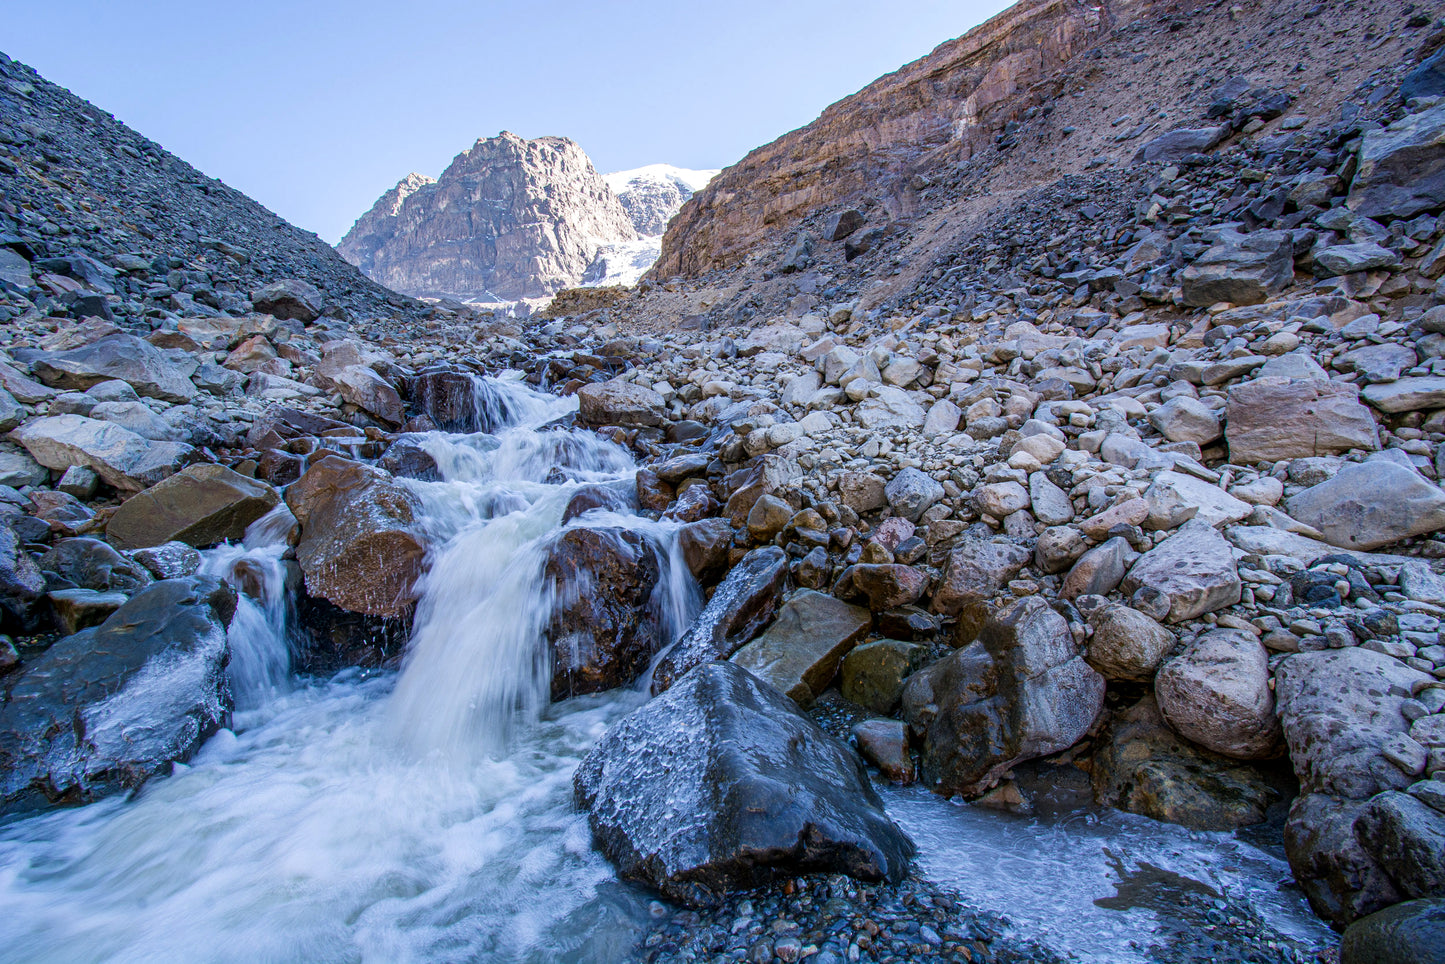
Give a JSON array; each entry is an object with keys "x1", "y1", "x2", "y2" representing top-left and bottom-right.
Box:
[
  {"x1": 1156, "y1": 629, "x2": 1281, "y2": 760},
  {"x1": 545, "y1": 527, "x2": 663, "y2": 699},
  {"x1": 577, "y1": 379, "x2": 665, "y2": 428},
  {"x1": 1287, "y1": 460, "x2": 1445, "y2": 551},
  {"x1": 1226, "y1": 377, "x2": 1379, "y2": 464},
  {"x1": 325, "y1": 364, "x2": 403, "y2": 425},
  {"x1": 1340, "y1": 898, "x2": 1445, "y2": 964},
  {"x1": 1348, "y1": 101, "x2": 1445, "y2": 221},
  {"x1": 250, "y1": 278, "x2": 324, "y2": 322},
  {"x1": 130, "y1": 542, "x2": 202, "y2": 580},
  {"x1": 378, "y1": 435, "x2": 441, "y2": 482},
  {"x1": 1355, "y1": 791, "x2": 1445, "y2": 899},
  {"x1": 678, "y1": 518, "x2": 734, "y2": 582},
  {"x1": 11, "y1": 415, "x2": 194, "y2": 493},
  {"x1": 285, "y1": 455, "x2": 426, "y2": 617},
  {"x1": 652, "y1": 546, "x2": 788, "y2": 693},
  {"x1": 731, "y1": 589, "x2": 871, "y2": 705},
  {"x1": 48, "y1": 588, "x2": 128, "y2": 634},
  {"x1": 901, "y1": 596, "x2": 1104, "y2": 798},
  {"x1": 1121, "y1": 520, "x2": 1240, "y2": 623},
  {"x1": 852, "y1": 718, "x2": 915, "y2": 784},
  {"x1": 1085, "y1": 603, "x2": 1175, "y2": 682},
  {"x1": 840, "y1": 563, "x2": 928, "y2": 611},
  {"x1": 575, "y1": 661, "x2": 913, "y2": 907},
  {"x1": 0, "y1": 525, "x2": 46, "y2": 629},
  {"x1": 841, "y1": 638, "x2": 930, "y2": 714},
  {"x1": 1092, "y1": 694, "x2": 1280, "y2": 831},
  {"x1": 930, "y1": 540, "x2": 1030, "y2": 615},
  {"x1": 0, "y1": 577, "x2": 236, "y2": 814},
  {"x1": 29, "y1": 333, "x2": 196, "y2": 403},
  {"x1": 1181, "y1": 229, "x2": 1294, "y2": 307},
  {"x1": 39, "y1": 537, "x2": 151, "y2": 593},
  {"x1": 106, "y1": 464, "x2": 280, "y2": 550}
]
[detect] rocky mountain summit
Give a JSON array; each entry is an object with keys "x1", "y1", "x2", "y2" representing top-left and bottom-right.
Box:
[
  {"x1": 605, "y1": 165, "x2": 719, "y2": 238},
  {"x1": 3, "y1": 0, "x2": 1445, "y2": 958},
  {"x1": 337, "y1": 132, "x2": 638, "y2": 303}
]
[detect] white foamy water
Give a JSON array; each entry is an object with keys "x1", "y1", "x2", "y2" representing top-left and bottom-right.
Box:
[
  {"x1": 0, "y1": 375, "x2": 688, "y2": 964},
  {"x1": 885, "y1": 784, "x2": 1337, "y2": 963}
]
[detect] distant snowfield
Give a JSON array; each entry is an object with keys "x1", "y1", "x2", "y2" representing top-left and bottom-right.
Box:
[
  {"x1": 583, "y1": 164, "x2": 719, "y2": 288},
  {"x1": 603, "y1": 163, "x2": 719, "y2": 197}
]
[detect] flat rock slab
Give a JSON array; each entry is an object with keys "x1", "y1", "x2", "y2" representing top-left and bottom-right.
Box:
[
  {"x1": 29, "y1": 333, "x2": 196, "y2": 403},
  {"x1": 11, "y1": 414, "x2": 194, "y2": 493},
  {"x1": 1287, "y1": 460, "x2": 1445, "y2": 552},
  {"x1": 1361, "y1": 377, "x2": 1445, "y2": 414},
  {"x1": 575, "y1": 661, "x2": 913, "y2": 907},
  {"x1": 106, "y1": 463, "x2": 280, "y2": 550},
  {"x1": 1226, "y1": 377, "x2": 1379, "y2": 465},
  {"x1": 731, "y1": 589, "x2": 871, "y2": 705}
]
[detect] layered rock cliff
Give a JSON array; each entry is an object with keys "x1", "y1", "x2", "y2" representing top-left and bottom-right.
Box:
[
  {"x1": 337, "y1": 133, "x2": 636, "y2": 302},
  {"x1": 650, "y1": 0, "x2": 1151, "y2": 278}
]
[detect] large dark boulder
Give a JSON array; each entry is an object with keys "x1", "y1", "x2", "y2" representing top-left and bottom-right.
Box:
[
  {"x1": 651, "y1": 546, "x2": 788, "y2": 693},
  {"x1": 1355, "y1": 791, "x2": 1445, "y2": 900},
  {"x1": 1341, "y1": 899, "x2": 1445, "y2": 964},
  {"x1": 901, "y1": 596, "x2": 1104, "y2": 798},
  {"x1": 574, "y1": 661, "x2": 913, "y2": 907},
  {"x1": 0, "y1": 524, "x2": 46, "y2": 630},
  {"x1": 544, "y1": 527, "x2": 662, "y2": 699},
  {"x1": 39, "y1": 537, "x2": 152, "y2": 593},
  {"x1": 0, "y1": 577, "x2": 236, "y2": 813}
]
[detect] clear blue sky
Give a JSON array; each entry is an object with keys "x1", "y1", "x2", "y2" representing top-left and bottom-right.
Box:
[{"x1": 5, "y1": 0, "x2": 1012, "y2": 244}]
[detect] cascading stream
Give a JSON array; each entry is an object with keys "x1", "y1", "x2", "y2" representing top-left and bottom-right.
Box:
[{"x1": 0, "y1": 374, "x2": 695, "y2": 963}]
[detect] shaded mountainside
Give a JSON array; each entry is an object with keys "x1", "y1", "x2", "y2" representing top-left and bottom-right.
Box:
[
  {"x1": 337, "y1": 132, "x2": 637, "y2": 303},
  {"x1": 0, "y1": 51, "x2": 417, "y2": 325}
]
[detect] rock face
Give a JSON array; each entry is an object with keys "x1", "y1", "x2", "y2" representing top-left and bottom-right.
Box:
[
  {"x1": 284, "y1": 456, "x2": 426, "y2": 618},
  {"x1": 106, "y1": 463, "x2": 280, "y2": 550},
  {"x1": 574, "y1": 661, "x2": 913, "y2": 907},
  {"x1": 0, "y1": 577, "x2": 235, "y2": 813},
  {"x1": 338, "y1": 133, "x2": 637, "y2": 301},
  {"x1": 651, "y1": 0, "x2": 1123, "y2": 278},
  {"x1": 544, "y1": 527, "x2": 662, "y2": 699},
  {"x1": 901, "y1": 596, "x2": 1104, "y2": 797}
]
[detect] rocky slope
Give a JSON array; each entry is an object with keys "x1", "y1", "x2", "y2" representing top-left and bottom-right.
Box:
[
  {"x1": 337, "y1": 132, "x2": 636, "y2": 303},
  {"x1": 2, "y1": 2, "x2": 1445, "y2": 957}
]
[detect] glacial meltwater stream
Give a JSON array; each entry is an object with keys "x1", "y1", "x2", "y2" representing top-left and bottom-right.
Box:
[{"x1": 0, "y1": 376, "x2": 1335, "y2": 963}]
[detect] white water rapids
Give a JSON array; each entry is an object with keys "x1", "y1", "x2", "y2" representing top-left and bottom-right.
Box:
[{"x1": 0, "y1": 374, "x2": 1335, "y2": 963}]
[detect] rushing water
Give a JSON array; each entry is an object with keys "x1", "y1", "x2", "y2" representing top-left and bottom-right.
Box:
[{"x1": 0, "y1": 373, "x2": 1338, "y2": 963}]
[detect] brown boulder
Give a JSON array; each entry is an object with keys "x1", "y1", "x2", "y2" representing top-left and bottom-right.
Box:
[
  {"x1": 106, "y1": 464, "x2": 280, "y2": 550},
  {"x1": 285, "y1": 455, "x2": 425, "y2": 617}
]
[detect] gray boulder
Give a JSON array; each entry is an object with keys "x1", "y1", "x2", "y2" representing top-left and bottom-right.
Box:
[
  {"x1": 10, "y1": 415, "x2": 194, "y2": 493},
  {"x1": 884, "y1": 467, "x2": 943, "y2": 522},
  {"x1": 29, "y1": 333, "x2": 197, "y2": 403},
  {"x1": 1226, "y1": 377, "x2": 1379, "y2": 464},
  {"x1": 901, "y1": 596, "x2": 1104, "y2": 797},
  {"x1": 1340, "y1": 898, "x2": 1445, "y2": 964},
  {"x1": 1287, "y1": 460, "x2": 1445, "y2": 551},
  {"x1": 1314, "y1": 242, "x2": 1403, "y2": 277},
  {"x1": 1121, "y1": 520, "x2": 1241, "y2": 623},
  {"x1": 1132, "y1": 125, "x2": 1228, "y2": 165},
  {"x1": 1085, "y1": 603, "x2": 1175, "y2": 682},
  {"x1": 1355, "y1": 791, "x2": 1445, "y2": 900},
  {"x1": 1349, "y1": 101, "x2": 1445, "y2": 221},
  {"x1": 1147, "y1": 396, "x2": 1221, "y2": 445},
  {"x1": 1155, "y1": 629, "x2": 1281, "y2": 760},
  {"x1": 577, "y1": 379, "x2": 665, "y2": 428},
  {"x1": 1361, "y1": 376, "x2": 1445, "y2": 413},
  {"x1": 574, "y1": 661, "x2": 913, "y2": 907},
  {"x1": 250, "y1": 279, "x2": 324, "y2": 322},
  {"x1": 1181, "y1": 229, "x2": 1294, "y2": 307},
  {"x1": 0, "y1": 577, "x2": 236, "y2": 814}
]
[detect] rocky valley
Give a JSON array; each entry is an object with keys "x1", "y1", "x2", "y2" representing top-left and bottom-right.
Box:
[{"x1": 2, "y1": 0, "x2": 1445, "y2": 961}]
